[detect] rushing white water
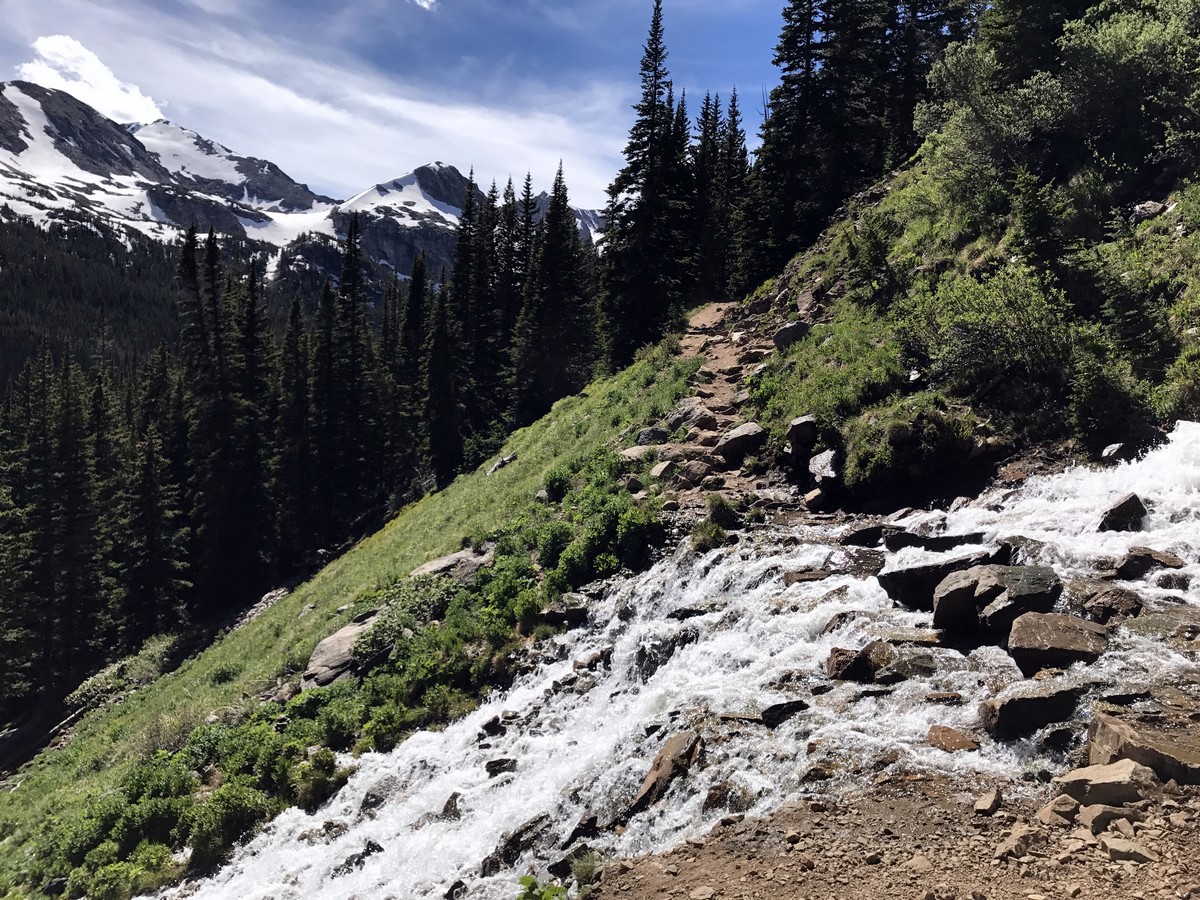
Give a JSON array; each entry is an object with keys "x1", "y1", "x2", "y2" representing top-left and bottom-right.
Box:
[{"x1": 167, "y1": 423, "x2": 1200, "y2": 900}]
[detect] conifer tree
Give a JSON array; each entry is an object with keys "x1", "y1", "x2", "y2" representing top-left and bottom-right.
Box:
[
  {"x1": 421, "y1": 285, "x2": 462, "y2": 488},
  {"x1": 274, "y1": 297, "x2": 310, "y2": 569}
]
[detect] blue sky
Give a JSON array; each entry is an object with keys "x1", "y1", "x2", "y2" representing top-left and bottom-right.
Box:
[{"x1": 0, "y1": 0, "x2": 784, "y2": 207}]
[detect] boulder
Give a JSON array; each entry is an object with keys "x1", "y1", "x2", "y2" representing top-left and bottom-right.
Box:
[
  {"x1": 804, "y1": 487, "x2": 834, "y2": 512},
  {"x1": 1100, "y1": 835, "x2": 1158, "y2": 864},
  {"x1": 786, "y1": 415, "x2": 819, "y2": 447},
  {"x1": 760, "y1": 699, "x2": 810, "y2": 728},
  {"x1": 1100, "y1": 443, "x2": 1139, "y2": 464},
  {"x1": 665, "y1": 398, "x2": 714, "y2": 432},
  {"x1": 877, "y1": 549, "x2": 1005, "y2": 612},
  {"x1": 1078, "y1": 804, "x2": 1143, "y2": 834},
  {"x1": 883, "y1": 529, "x2": 986, "y2": 553},
  {"x1": 773, "y1": 321, "x2": 809, "y2": 351},
  {"x1": 650, "y1": 460, "x2": 677, "y2": 480},
  {"x1": 331, "y1": 840, "x2": 384, "y2": 877},
  {"x1": 628, "y1": 731, "x2": 704, "y2": 816},
  {"x1": 621, "y1": 445, "x2": 657, "y2": 463},
  {"x1": 1035, "y1": 794, "x2": 1080, "y2": 827},
  {"x1": 677, "y1": 460, "x2": 713, "y2": 485},
  {"x1": 410, "y1": 545, "x2": 495, "y2": 584},
  {"x1": 1098, "y1": 493, "x2": 1146, "y2": 532},
  {"x1": 994, "y1": 823, "x2": 1044, "y2": 859},
  {"x1": 932, "y1": 565, "x2": 1061, "y2": 634},
  {"x1": 1113, "y1": 546, "x2": 1186, "y2": 580},
  {"x1": 825, "y1": 641, "x2": 898, "y2": 683},
  {"x1": 1129, "y1": 200, "x2": 1167, "y2": 224},
  {"x1": 480, "y1": 813, "x2": 552, "y2": 876},
  {"x1": 637, "y1": 427, "x2": 671, "y2": 446},
  {"x1": 1007, "y1": 613, "x2": 1108, "y2": 676},
  {"x1": 980, "y1": 682, "x2": 1086, "y2": 739},
  {"x1": 928, "y1": 725, "x2": 979, "y2": 753},
  {"x1": 975, "y1": 786, "x2": 1003, "y2": 816},
  {"x1": 300, "y1": 611, "x2": 379, "y2": 690},
  {"x1": 840, "y1": 522, "x2": 884, "y2": 547},
  {"x1": 539, "y1": 593, "x2": 589, "y2": 630},
  {"x1": 485, "y1": 758, "x2": 517, "y2": 778},
  {"x1": 1088, "y1": 713, "x2": 1200, "y2": 784},
  {"x1": 808, "y1": 449, "x2": 839, "y2": 485},
  {"x1": 714, "y1": 423, "x2": 767, "y2": 462},
  {"x1": 1052, "y1": 759, "x2": 1160, "y2": 806},
  {"x1": 1082, "y1": 587, "x2": 1143, "y2": 624}
]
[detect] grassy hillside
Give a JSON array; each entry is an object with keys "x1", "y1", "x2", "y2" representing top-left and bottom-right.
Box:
[{"x1": 0, "y1": 341, "x2": 698, "y2": 899}]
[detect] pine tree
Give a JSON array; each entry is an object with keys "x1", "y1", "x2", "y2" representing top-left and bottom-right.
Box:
[
  {"x1": 274, "y1": 297, "x2": 310, "y2": 569},
  {"x1": 421, "y1": 283, "x2": 463, "y2": 489},
  {"x1": 311, "y1": 279, "x2": 337, "y2": 544}
]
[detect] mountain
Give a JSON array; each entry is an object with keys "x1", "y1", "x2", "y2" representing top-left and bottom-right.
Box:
[{"x1": 0, "y1": 81, "x2": 603, "y2": 285}]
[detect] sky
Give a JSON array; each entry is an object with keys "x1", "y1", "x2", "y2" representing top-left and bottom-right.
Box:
[{"x1": 0, "y1": 0, "x2": 786, "y2": 208}]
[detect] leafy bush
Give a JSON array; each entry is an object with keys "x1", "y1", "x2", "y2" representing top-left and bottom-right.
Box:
[
  {"x1": 517, "y1": 875, "x2": 567, "y2": 900},
  {"x1": 290, "y1": 748, "x2": 350, "y2": 813},
  {"x1": 1070, "y1": 326, "x2": 1155, "y2": 450},
  {"x1": 184, "y1": 782, "x2": 275, "y2": 869},
  {"x1": 536, "y1": 521, "x2": 573, "y2": 569},
  {"x1": 690, "y1": 520, "x2": 727, "y2": 554},
  {"x1": 543, "y1": 466, "x2": 572, "y2": 502}
]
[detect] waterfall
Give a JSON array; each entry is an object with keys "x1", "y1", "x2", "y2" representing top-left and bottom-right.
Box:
[{"x1": 164, "y1": 422, "x2": 1199, "y2": 900}]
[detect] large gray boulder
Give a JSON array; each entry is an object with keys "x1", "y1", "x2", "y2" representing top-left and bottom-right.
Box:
[
  {"x1": 300, "y1": 610, "x2": 379, "y2": 690},
  {"x1": 410, "y1": 545, "x2": 495, "y2": 584},
  {"x1": 979, "y1": 682, "x2": 1086, "y2": 739},
  {"x1": 773, "y1": 321, "x2": 810, "y2": 351},
  {"x1": 1007, "y1": 613, "x2": 1108, "y2": 676},
  {"x1": 1052, "y1": 759, "x2": 1160, "y2": 807},
  {"x1": 932, "y1": 565, "x2": 1062, "y2": 635},
  {"x1": 714, "y1": 423, "x2": 767, "y2": 462},
  {"x1": 877, "y1": 548, "x2": 1006, "y2": 612}
]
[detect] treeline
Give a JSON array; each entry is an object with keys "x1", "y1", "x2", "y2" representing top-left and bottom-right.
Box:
[{"x1": 0, "y1": 164, "x2": 603, "y2": 721}]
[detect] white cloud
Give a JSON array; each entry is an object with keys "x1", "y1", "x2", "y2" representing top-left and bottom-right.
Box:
[
  {"x1": 17, "y1": 34, "x2": 164, "y2": 123},
  {"x1": 409, "y1": 0, "x2": 437, "y2": 9}
]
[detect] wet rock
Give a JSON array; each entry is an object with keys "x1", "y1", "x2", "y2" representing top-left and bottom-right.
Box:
[
  {"x1": 667, "y1": 600, "x2": 725, "y2": 621},
  {"x1": 331, "y1": 839, "x2": 384, "y2": 877},
  {"x1": 1088, "y1": 712, "x2": 1200, "y2": 784},
  {"x1": 1098, "y1": 492, "x2": 1147, "y2": 532},
  {"x1": 714, "y1": 422, "x2": 767, "y2": 462},
  {"x1": 883, "y1": 529, "x2": 986, "y2": 553},
  {"x1": 445, "y1": 880, "x2": 467, "y2": 900},
  {"x1": 480, "y1": 715, "x2": 506, "y2": 738},
  {"x1": 975, "y1": 786, "x2": 1003, "y2": 816},
  {"x1": 980, "y1": 682, "x2": 1086, "y2": 739},
  {"x1": 299, "y1": 819, "x2": 349, "y2": 844},
  {"x1": 480, "y1": 813, "x2": 551, "y2": 876},
  {"x1": 359, "y1": 775, "x2": 402, "y2": 815},
  {"x1": 539, "y1": 593, "x2": 589, "y2": 630},
  {"x1": 300, "y1": 611, "x2": 379, "y2": 690},
  {"x1": 548, "y1": 842, "x2": 593, "y2": 879},
  {"x1": 928, "y1": 725, "x2": 979, "y2": 753},
  {"x1": 485, "y1": 758, "x2": 517, "y2": 778},
  {"x1": 878, "y1": 549, "x2": 1006, "y2": 612},
  {"x1": 1035, "y1": 794, "x2": 1079, "y2": 826},
  {"x1": 636, "y1": 427, "x2": 671, "y2": 446},
  {"x1": 1053, "y1": 759, "x2": 1160, "y2": 806},
  {"x1": 783, "y1": 567, "x2": 834, "y2": 585},
  {"x1": 562, "y1": 811, "x2": 600, "y2": 848},
  {"x1": 839, "y1": 522, "x2": 884, "y2": 547},
  {"x1": 760, "y1": 699, "x2": 810, "y2": 728},
  {"x1": 787, "y1": 415, "x2": 818, "y2": 447},
  {"x1": 1007, "y1": 613, "x2": 1108, "y2": 676},
  {"x1": 1083, "y1": 587, "x2": 1143, "y2": 624},
  {"x1": 634, "y1": 627, "x2": 698, "y2": 682},
  {"x1": 1113, "y1": 546, "x2": 1187, "y2": 580},
  {"x1": 932, "y1": 565, "x2": 1061, "y2": 634},
  {"x1": 702, "y1": 781, "x2": 753, "y2": 813},
  {"x1": 628, "y1": 731, "x2": 704, "y2": 816},
  {"x1": 825, "y1": 641, "x2": 898, "y2": 683},
  {"x1": 411, "y1": 545, "x2": 496, "y2": 583},
  {"x1": 773, "y1": 321, "x2": 809, "y2": 351}
]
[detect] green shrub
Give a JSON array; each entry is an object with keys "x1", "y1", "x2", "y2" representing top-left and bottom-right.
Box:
[
  {"x1": 290, "y1": 749, "x2": 349, "y2": 813},
  {"x1": 704, "y1": 494, "x2": 740, "y2": 530},
  {"x1": 543, "y1": 466, "x2": 572, "y2": 502},
  {"x1": 1070, "y1": 326, "x2": 1154, "y2": 450},
  {"x1": 536, "y1": 521, "x2": 573, "y2": 569},
  {"x1": 517, "y1": 875, "x2": 567, "y2": 900},
  {"x1": 691, "y1": 520, "x2": 727, "y2": 554},
  {"x1": 184, "y1": 782, "x2": 275, "y2": 869}
]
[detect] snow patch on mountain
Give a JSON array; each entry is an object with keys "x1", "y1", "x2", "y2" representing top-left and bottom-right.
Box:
[
  {"x1": 341, "y1": 171, "x2": 462, "y2": 227},
  {"x1": 129, "y1": 120, "x2": 243, "y2": 184}
]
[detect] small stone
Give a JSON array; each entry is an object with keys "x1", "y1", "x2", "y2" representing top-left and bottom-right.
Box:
[
  {"x1": 975, "y1": 787, "x2": 1003, "y2": 816},
  {"x1": 928, "y1": 724, "x2": 980, "y2": 753},
  {"x1": 689, "y1": 886, "x2": 716, "y2": 900},
  {"x1": 906, "y1": 855, "x2": 934, "y2": 873},
  {"x1": 785, "y1": 830, "x2": 802, "y2": 844},
  {"x1": 1035, "y1": 794, "x2": 1079, "y2": 826}
]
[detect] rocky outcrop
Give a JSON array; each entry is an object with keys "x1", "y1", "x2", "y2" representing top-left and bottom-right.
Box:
[
  {"x1": 628, "y1": 731, "x2": 704, "y2": 817},
  {"x1": 1007, "y1": 613, "x2": 1108, "y2": 676},
  {"x1": 931, "y1": 565, "x2": 1061, "y2": 634},
  {"x1": 300, "y1": 610, "x2": 379, "y2": 690},
  {"x1": 410, "y1": 545, "x2": 495, "y2": 584},
  {"x1": 1052, "y1": 759, "x2": 1160, "y2": 807},
  {"x1": 1088, "y1": 713, "x2": 1200, "y2": 784}
]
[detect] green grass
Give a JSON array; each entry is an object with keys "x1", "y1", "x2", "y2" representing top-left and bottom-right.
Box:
[{"x1": 0, "y1": 343, "x2": 699, "y2": 895}]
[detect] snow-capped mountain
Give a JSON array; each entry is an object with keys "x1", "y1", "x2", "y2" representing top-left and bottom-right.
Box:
[{"x1": 0, "y1": 80, "x2": 603, "y2": 282}]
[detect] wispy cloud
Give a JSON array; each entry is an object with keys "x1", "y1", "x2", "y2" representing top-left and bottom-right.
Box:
[
  {"x1": 409, "y1": 0, "x2": 437, "y2": 9},
  {"x1": 17, "y1": 34, "x2": 164, "y2": 122}
]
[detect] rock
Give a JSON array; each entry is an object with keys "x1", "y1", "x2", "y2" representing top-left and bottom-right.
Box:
[
  {"x1": 1083, "y1": 587, "x2": 1143, "y2": 624},
  {"x1": 1077, "y1": 803, "x2": 1142, "y2": 834},
  {"x1": 1100, "y1": 835, "x2": 1158, "y2": 863},
  {"x1": 666, "y1": 398, "x2": 716, "y2": 432},
  {"x1": 804, "y1": 487, "x2": 833, "y2": 512},
  {"x1": 300, "y1": 611, "x2": 379, "y2": 690},
  {"x1": 980, "y1": 683, "x2": 1086, "y2": 739},
  {"x1": 1113, "y1": 546, "x2": 1187, "y2": 580},
  {"x1": 702, "y1": 781, "x2": 753, "y2": 814},
  {"x1": 905, "y1": 855, "x2": 934, "y2": 874},
  {"x1": 1035, "y1": 794, "x2": 1080, "y2": 826},
  {"x1": 445, "y1": 880, "x2": 467, "y2": 899},
  {"x1": 480, "y1": 715, "x2": 506, "y2": 738},
  {"x1": 975, "y1": 787, "x2": 1003, "y2": 816},
  {"x1": 1053, "y1": 759, "x2": 1160, "y2": 806},
  {"x1": 637, "y1": 427, "x2": 671, "y2": 446},
  {"x1": 1088, "y1": 713, "x2": 1200, "y2": 784},
  {"x1": 628, "y1": 731, "x2": 704, "y2": 816},
  {"x1": 773, "y1": 321, "x2": 809, "y2": 351},
  {"x1": 783, "y1": 568, "x2": 834, "y2": 586},
  {"x1": 690, "y1": 887, "x2": 717, "y2": 900},
  {"x1": 808, "y1": 449, "x2": 839, "y2": 484},
  {"x1": 1098, "y1": 492, "x2": 1147, "y2": 532},
  {"x1": 714, "y1": 422, "x2": 767, "y2": 462},
  {"x1": 621, "y1": 445, "x2": 657, "y2": 462},
  {"x1": 487, "y1": 453, "x2": 517, "y2": 475},
  {"x1": 677, "y1": 460, "x2": 713, "y2": 485},
  {"x1": 548, "y1": 842, "x2": 593, "y2": 879},
  {"x1": 480, "y1": 814, "x2": 551, "y2": 876},
  {"x1": 994, "y1": 823, "x2": 1043, "y2": 859},
  {"x1": 650, "y1": 460, "x2": 677, "y2": 480},
  {"x1": 39, "y1": 879, "x2": 67, "y2": 898},
  {"x1": 840, "y1": 522, "x2": 884, "y2": 547},
  {"x1": 932, "y1": 565, "x2": 1061, "y2": 634},
  {"x1": 760, "y1": 699, "x2": 810, "y2": 728},
  {"x1": 359, "y1": 776, "x2": 403, "y2": 815},
  {"x1": 883, "y1": 529, "x2": 986, "y2": 553},
  {"x1": 539, "y1": 593, "x2": 589, "y2": 630},
  {"x1": 562, "y1": 811, "x2": 600, "y2": 848},
  {"x1": 410, "y1": 545, "x2": 496, "y2": 584},
  {"x1": 928, "y1": 725, "x2": 979, "y2": 753},
  {"x1": 825, "y1": 641, "x2": 897, "y2": 683},
  {"x1": 787, "y1": 415, "x2": 819, "y2": 447},
  {"x1": 1129, "y1": 200, "x2": 1167, "y2": 224},
  {"x1": 1101, "y1": 443, "x2": 1139, "y2": 464},
  {"x1": 634, "y1": 628, "x2": 698, "y2": 682},
  {"x1": 1007, "y1": 613, "x2": 1108, "y2": 676},
  {"x1": 878, "y1": 549, "x2": 1006, "y2": 612},
  {"x1": 485, "y1": 758, "x2": 517, "y2": 778},
  {"x1": 331, "y1": 840, "x2": 384, "y2": 877}
]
